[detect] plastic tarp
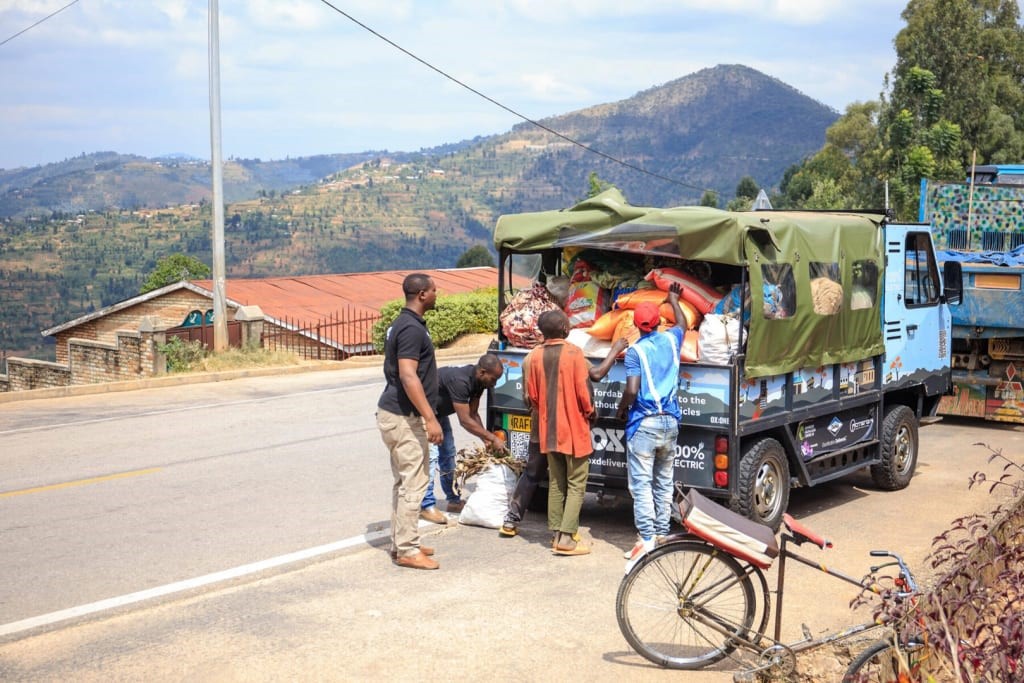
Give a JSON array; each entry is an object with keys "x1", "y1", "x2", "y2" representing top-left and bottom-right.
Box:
[
  {"x1": 937, "y1": 245, "x2": 1024, "y2": 266},
  {"x1": 494, "y1": 190, "x2": 887, "y2": 378}
]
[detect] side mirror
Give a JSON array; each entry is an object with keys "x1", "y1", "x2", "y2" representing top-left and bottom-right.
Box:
[{"x1": 942, "y1": 260, "x2": 963, "y2": 305}]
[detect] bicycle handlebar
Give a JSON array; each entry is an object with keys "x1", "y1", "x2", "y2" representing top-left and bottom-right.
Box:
[{"x1": 867, "y1": 550, "x2": 919, "y2": 597}]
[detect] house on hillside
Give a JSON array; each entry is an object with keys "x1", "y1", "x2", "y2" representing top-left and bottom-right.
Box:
[{"x1": 0, "y1": 267, "x2": 524, "y2": 394}]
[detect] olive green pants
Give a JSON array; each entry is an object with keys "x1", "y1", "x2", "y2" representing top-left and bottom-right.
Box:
[{"x1": 546, "y1": 452, "x2": 590, "y2": 534}]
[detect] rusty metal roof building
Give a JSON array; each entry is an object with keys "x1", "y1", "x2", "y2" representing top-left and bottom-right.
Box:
[
  {"x1": 193, "y1": 267, "x2": 511, "y2": 321},
  {"x1": 44, "y1": 267, "x2": 527, "y2": 358}
]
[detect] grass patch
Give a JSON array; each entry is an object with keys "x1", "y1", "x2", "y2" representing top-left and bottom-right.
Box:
[
  {"x1": 158, "y1": 337, "x2": 302, "y2": 373},
  {"x1": 194, "y1": 346, "x2": 302, "y2": 372}
]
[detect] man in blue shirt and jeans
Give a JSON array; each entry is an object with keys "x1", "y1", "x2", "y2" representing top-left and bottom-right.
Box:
[{"x1": 616, "y1": 282, "x2": 687, "y2": 569}]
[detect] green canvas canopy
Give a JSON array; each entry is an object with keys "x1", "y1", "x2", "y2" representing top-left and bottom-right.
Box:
[{"x1": 494, "y1": 189, "x2": 887, "y2": 378}]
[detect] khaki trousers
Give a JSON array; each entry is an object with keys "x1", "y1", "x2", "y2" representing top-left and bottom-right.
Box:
[
  {"x1": 546, "y1": 452, "x2": 590, "y2": 534},
  {"x1": 377, "y1": 409, "x2": 430, "y2": 557}
]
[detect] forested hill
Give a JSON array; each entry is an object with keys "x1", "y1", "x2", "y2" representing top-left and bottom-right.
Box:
[{"x1": 0, "y1": 64, "x2": 837, "y2": 360}]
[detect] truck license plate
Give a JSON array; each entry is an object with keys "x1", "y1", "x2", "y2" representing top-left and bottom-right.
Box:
[
  {"x1": 506, "y1": 414, "x2": 532, "y2": 460},
  {"x1": 509, "y1": 414, "x2": 531, "y2": 432}
]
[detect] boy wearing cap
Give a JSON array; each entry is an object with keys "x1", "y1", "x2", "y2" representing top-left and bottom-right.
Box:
[{"x1": 616, "y1": 282, "x2": 688, "y2": 568}]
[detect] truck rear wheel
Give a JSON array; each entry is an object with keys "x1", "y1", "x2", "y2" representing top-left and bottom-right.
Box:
[
  {"x1": 871, "y1": 405, "x2": 918, "y2": 490},
  {"x1": 731, "y1": 438, "x2": 790, "y2": 531}
]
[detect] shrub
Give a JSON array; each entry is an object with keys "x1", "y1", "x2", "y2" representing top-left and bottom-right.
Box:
[
  {"x1": 371, "y1": 287, "x2": 498, "y2": 353},
  {"x1": 862, "y1": 444, "x2": 1024, "y2": 682},
  {"x1": 157, "y1": 337, "x2": 206, "y2": 372}
]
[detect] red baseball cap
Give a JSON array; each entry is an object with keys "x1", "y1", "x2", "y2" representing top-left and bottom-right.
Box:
[{"x1": 633, "y1": 302, "x2": 661, "y2": 332}]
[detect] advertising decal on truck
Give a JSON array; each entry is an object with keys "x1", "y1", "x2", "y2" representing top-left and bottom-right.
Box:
[{"x1": 489, "y1": 189, "x2": 960, "y2": 528}]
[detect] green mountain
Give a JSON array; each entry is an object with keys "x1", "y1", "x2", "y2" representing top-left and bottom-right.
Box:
[
  {"x1": 0, "y1": 64, "x2": 837, "y2": 361},
  {"x1": 0, "y1": 150, "x2": 431, "y2": 217}
]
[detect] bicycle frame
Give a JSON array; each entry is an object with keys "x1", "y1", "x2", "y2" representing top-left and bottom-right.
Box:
[
  {"x1": 642, "y1": 527, "x2": 915, "y2": 676},
  {"x1": 772, "y1": 531, "x2": 880, "y2": 643}
]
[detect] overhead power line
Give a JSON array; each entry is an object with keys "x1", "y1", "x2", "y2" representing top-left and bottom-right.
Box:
[
  {"x1": 316, "y1": 0, "x2": 714, "y2": 196},
  {"x1": 0, "y1": 0, "x2": 83, "y2": 48}
]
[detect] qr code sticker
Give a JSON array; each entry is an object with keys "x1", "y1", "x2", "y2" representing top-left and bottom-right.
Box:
[{"x1": 508, "y1": 430, "x2": 530, "y2": 461}]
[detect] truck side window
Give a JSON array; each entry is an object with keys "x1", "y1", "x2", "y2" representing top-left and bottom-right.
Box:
[
  {"x1": 809, "y1": 262, "x2": 842, "y2": 316},
  {"x1": 904, "y1": 233, "x2": 940, "y2": 307},
  {"x1": 761, "y1": 263, "x2": 794, "y2": 319},
  {"x1": 850, "y1": 259, "x2": 878, "y2": 310}
]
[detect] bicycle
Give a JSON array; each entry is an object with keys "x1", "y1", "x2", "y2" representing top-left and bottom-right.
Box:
[{"x1": 615, "y1": 487, "x2": 919, "y2": 681}]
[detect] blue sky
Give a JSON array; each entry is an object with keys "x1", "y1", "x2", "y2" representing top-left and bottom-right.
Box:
[{"x1": 1, "y1": 1, "x2": 920, "y2": 170}]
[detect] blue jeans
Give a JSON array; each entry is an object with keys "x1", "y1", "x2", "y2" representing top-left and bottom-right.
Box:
[
  {"x1": 626, "y1": 414, "x2": 679, "y2": 539},
  {"x1": 422, "y1": 415, "x2": 459, "y2": 509}
]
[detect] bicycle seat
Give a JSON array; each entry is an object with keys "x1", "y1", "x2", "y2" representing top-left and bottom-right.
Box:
[
  {"x1": 679, "y1": 489, "x2": 779, "y2": 568},
  {"x1": 782, "y1": 513, "x2": 833, "y2": 549}
]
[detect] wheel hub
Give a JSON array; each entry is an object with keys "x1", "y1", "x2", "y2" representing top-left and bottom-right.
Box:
[{"x1": 754, "y1": 463, "x2": 779, "y2": 517}]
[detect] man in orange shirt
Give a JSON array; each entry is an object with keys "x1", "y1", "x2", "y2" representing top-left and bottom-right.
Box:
[{"x1": 525, "y1": 310, "x2": 595, "y2": 555}]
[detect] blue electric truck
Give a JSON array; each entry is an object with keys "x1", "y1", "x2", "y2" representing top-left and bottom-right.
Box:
[{"x1": 488, "y1": 191, "x2": 962, "y2": 529}]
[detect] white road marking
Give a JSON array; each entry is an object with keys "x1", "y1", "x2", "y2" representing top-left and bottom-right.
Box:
[
  {"x1": 0, "y1": 521, "x2": 432, "y2": 639},
  {"x1": 0, "y1": 383, "x2": 379, "y2": 436}
]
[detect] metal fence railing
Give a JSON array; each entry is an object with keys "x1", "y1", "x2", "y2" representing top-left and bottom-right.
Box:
[{"x1": 262, "y1": 308, "x2": 382, "y2": 360}]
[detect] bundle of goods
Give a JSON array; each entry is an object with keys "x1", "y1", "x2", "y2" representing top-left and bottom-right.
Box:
[
  {"x1": 810, "y1": 277, "x2": 843, "y2": 316},
  {"x1": 644, "y1": 267, "x2": 723, "y2": 314},
  {"x1": 564, "y1": 259, "x2": 610, "y2": 328},
  {"x1": 499, "y1": 278, "x2": 568, "y2": 348},
  {"x1": 584, "y1": 263, "x2": 718, "y2": 361},
  {"x1": 454, "y1": 445, "x2": 525, "y2": 529}
]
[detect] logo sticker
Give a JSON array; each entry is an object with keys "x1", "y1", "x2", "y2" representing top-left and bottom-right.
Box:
[{"x1": 827, "y1": 417, "x2": 843, "y2": 435}]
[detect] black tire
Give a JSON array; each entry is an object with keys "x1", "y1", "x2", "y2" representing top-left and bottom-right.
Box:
[
  {"x1": 871, "y1": 405, "x2": 918, "y2": 490},
  {"x1": 843, "y1": 640, "x2": 905, "y2": 682},
  {"x1": 731, "y1": 437, "x2": 790, "y2": 531},
  {"x1": 615, "y1": 541, "x2": 757, "y2": 669}
]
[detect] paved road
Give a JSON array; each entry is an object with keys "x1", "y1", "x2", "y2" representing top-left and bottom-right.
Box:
[{"x1": 0, "y1": 366, "x2": 1021, "y2": 681}]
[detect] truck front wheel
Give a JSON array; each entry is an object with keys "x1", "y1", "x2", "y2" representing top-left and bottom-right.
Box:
[
  {"x1": 731, "y1": 438, "x2": 790, "y2": 531},
  {"x1": 871, "y1": 405, "x2": 918, "y2": 490}
]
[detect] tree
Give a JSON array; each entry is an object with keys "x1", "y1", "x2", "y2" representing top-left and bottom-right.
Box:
[
  {"x1": 725, "y1": 176, "x2": 760, "y2": 211},
  {"x1": 893, "y1": 0, "x2": 1024, "y2": 163},
  {"x1": 586, "y1": 172, "x2": 612, "y2": 198},
  {"x1": 140, "y1": 254, "x2": 211, "y2": 294},
  {"x1": 699, "y1": 190, "x2": 719, "y2": 208},
  {"x1": 735, "y1": 176, "x2": 760, "y2": 200},
  {"x1": 455, "y1": 245, "x2": 495, "y2": 268}
]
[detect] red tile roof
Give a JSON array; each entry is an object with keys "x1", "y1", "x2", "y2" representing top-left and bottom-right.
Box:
[{"x1": 192, "y1": 267, "x2": 528, "y2": 353}]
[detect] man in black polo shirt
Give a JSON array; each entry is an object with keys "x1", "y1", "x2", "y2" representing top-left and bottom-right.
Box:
[
  {"x1": 420, "y1": 353, "x2": 506, "y2": 521},
  {"x1": 376, "y1": 273, "x2": 443, "y2": 570}
]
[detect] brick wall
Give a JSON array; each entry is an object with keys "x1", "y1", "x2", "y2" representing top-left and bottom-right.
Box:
[
  {"x1": 0, "y1": 330, "x2": 166, "y2": 392},
  {"x1": 0, "y1": 316, "x2": 266, "y2": 395},
  {"x1": 3, "y1": 357, "x2": 71, "y2": 391},
  {"x1": 54, "y1": 290, "x2": 214, "y2": 363}
]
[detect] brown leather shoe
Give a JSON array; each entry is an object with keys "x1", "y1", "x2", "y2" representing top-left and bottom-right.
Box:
[
  {"x1": 390, "y1": 545, "x2": 434, "y2": 560},
  {"x1": 419, "y1": 507, "x2": 448, "y2": 524},
  {"x1": 395, "y1": 551, "x2": 439, "y2": 570},
  {"x1": 445, "y1": 499, "x2": 464, "y2": 514}
]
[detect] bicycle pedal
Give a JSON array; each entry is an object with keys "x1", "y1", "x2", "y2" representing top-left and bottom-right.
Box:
[
  {"x1": 732, "y1": 673, "x2": 756, "y2": 683},
  {"x1": 801, "y1": 623, "x2": 813, "y2": 640}
]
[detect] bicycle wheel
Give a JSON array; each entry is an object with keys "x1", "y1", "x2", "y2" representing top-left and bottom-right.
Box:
[
  {"x1": 616, "y1": 540, "x2": 758, "y2": 669},
  {"x1": 843, "y1": 639, "x2": 918, "y2": 682}
]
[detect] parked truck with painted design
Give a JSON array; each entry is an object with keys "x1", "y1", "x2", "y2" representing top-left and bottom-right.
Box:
[
  {"x1": 487, "y1": 190, "x2": 962, "y2": 529},
  {"x1": 921, "y1": 165, "x2": 1024, "y2": 423}
]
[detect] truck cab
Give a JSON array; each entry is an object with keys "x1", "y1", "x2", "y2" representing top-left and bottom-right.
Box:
[{"x1": 488, "y1": 190, "x2": 960, "y2": 529}]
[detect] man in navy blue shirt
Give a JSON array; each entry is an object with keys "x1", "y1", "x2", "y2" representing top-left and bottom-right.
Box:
[{"x1": 376, "y1": 273, "x2": 443, "y2": 570}]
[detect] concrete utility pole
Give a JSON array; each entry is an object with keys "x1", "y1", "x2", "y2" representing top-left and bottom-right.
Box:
[{"x1": 208, "y1": 0, "x2": 228, "y2": 351}]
